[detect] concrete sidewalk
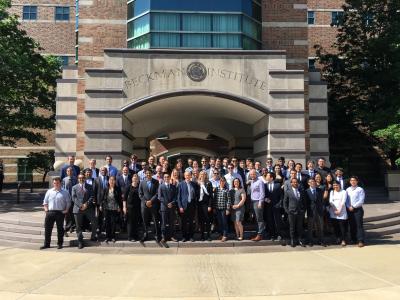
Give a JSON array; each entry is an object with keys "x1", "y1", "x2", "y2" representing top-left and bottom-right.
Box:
[{"x1": 0, "y1": 244, "x2": 400, "y2": 299}]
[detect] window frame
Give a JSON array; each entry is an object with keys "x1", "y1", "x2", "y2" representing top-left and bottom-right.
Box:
[
  {"x1": 55, "y1": 6, "x2": 70, "y2": 21},
  {"x1": 307, "y1": 11, "x2": 315, "y2": 25},
  {"x1": 22, "y1": 5, "x2": 37, "y2": 20}
]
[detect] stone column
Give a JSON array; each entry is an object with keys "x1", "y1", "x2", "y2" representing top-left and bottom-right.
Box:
[{"x1": 55, "y1": 66, "x2": 78, "y2": 162}]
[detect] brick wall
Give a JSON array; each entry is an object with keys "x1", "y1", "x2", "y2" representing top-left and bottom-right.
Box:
[{"x1": 76, "y1": 0, "x2": 126, "y2": 157}]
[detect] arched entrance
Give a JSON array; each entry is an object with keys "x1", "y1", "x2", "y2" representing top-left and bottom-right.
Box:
[{"x1": 121, "y1": 91, "x2": 267, "y2": 160}]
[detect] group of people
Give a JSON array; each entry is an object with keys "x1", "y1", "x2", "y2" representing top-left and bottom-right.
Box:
[{"x1": 41, "y1": 154, "x2": 366, "y2": 249}]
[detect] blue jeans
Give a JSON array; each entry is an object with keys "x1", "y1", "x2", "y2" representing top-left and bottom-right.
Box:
[{"x1": 216, "y1": 209, "x2": 228, "y2": 237}]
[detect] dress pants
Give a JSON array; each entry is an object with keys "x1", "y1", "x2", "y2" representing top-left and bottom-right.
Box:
[
  {"x1": 104, "y1": 209, "x2": 119, "y2": 240},
  {"x1": 181, "y1": 202, "x2": 195, "y2": 239},
  {"x1": 252, "y1": 201, "x2": 265, "y2": 235},
  {"x1": 332, "y1": 218, "x2": 347, "y2": 242},
  {"x1": 216, "y1": 209, "x2": 229, "y2": 237},
  {"x1": 288, "y1": 212, "x2": 304, "y2": 242},
  {"x1": 44, "y1": 211, "x2": 65, "y2": 247},
  {"x1": 160, "y1": 207, "x2": 176, "y2": 239},
  {"x1": 127, "y1": 206, "x2": 140, "y2": 240},
  {"x1": 263, "y1": 202, "x2": 274, "y2": 237},
  {"x1": 348, "y1": 207, "x2": 365, "y2": 242},
  {"x1": 74, "y1": 208, "x2": 97, "y2": 242},
  {"x1": 64, "y1": 205, "x2": 75, "y2": 232},
  {"x1": 307, "y1": 213, "x2": 324, "y2": 243},
  {"x1": 197, "y1": 203, "x2": 211, "y2": 236},
  {"x1": 272, "y1": 207, "x2": 285, "y2": 238},
  {"x1": 141, "y1": 204, "x2": 160, "y2": 240}
]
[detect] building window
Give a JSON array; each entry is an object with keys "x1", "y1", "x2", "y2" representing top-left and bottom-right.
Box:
[
  {"x1": 308, "y1": 58, "x2": 316, "y2": 70},
  {"x1": 307, "y1": 11, "x2": 315, "y2": 25},
  {"x1": 331, "y1": 11, "x2": 344, "y2": 26},
  {"x1": 22, "y1": 6, "x2": 37, "y2": 20},
  {"x1": 55, "y1": 6, "x2": 70, "y2": 21},
  {"x1": 59, "y1": 56, "x2": 69, "y2": 66}
]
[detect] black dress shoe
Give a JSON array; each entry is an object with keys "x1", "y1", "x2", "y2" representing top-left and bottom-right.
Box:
[
  {"x1": 40, "y1": 245, "x2": 50, "y2": 250},
  {"x1": 57, "y1": 245, "x2": 63, "y2": 249},
  {"x1": 290, "y1": 240, "x2": 296, "y2": 247},
  {"x1": 182, "y1": 238, "x2": 187, "y2": 242},
  {"x1": 78, "y1": 243, "x2": 84, "y2": 249},
  {"x1": 308, "y1": 242, "x2": 314, "y2": 247},
  {"x1": 190, "y1": 238, "x2": 195, "y2": 242},
  {"x1": 200, "y1": 235, "x2": 205, "y2": 241},
  {"x1": 207, "y1": 234, "x2": 212, "y2": 241}
]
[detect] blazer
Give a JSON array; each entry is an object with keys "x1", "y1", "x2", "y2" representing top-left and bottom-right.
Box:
[
  {"x1": 93, "y1": 175, "x2": 109, "y2": 206},
  {"x1": 158, "y1": 183, "x2": 178, "y2": 211},
  {"x1": 124, "y1": 185, "x2": 141, "y2": 209},
  {"x1": 177, "y1": 180, "x2": 198, "y2": 210},
  {"x1": 60, "y1": 164, "x2": 80, "y2": 180},
  {"x1": 101, "y1": 186, "x2": 123, "y2": 210},
  {"x1": 283, "y1": 187, "x2": 306, "y2": 215},
  {"x1": 305, "y1": 187, "x2": 325, "y2": 217},
  {"x1": 71, "y1": 183, "x2": 94, "y2": 214},
  {"x1": 264, "y1": 181, "x2": 283, "y2": 208},
  {"x1": 62, "y1": 176, "x2": 77, "y2": 195},
  {"x1": 129, "y1": 163, "x2": 142, "y2": 174},
  {"x1": 197, "y1": 181, "x2": 213, "y2": 207},
  {"x1": 116, "y1": 174, "x2": 132, "y2": 197},
  {"x1": 138, "y1": 178, "x2": 159, "y2": 205}
]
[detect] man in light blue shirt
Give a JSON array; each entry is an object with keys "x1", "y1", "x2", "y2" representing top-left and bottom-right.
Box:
[
  {"x1": 105, "y1": 155, "x2": 118, "y2": 177},
  {"x1": 248, "y1": 169, "x2": 265, "y2": 241},
  {"x1": 346, "y1": 176, "x2": 366, "y2": 247},
  {"x1": 41, "y1": 177, "x2": 71, "y2": 250}
]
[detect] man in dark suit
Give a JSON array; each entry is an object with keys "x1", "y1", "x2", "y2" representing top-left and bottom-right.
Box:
[
  {"x1": 264, "y1": 172, "x2": 284, "y2": 241},
  {"x1": 158, "y1": 173, "x2": 178, "y2": 243},
  {"x1": 305, "y1": 178, "x2": 326, "y2": 246},
  {"x1": 93, "y1": 166, "x2": 108, "y2": 235},
  {"x1": 231, "y1": 157, "x2": 246, "y2": 185},
  {"x1": 295, "y1": 163, "x2": 309, "y2": 191},
  {"x1": 71, "y1": 174, "x2": 98, "y2": 249},
  {"x1": 177, "y1": 171, "x2": 198, "y2": 242},
  {"x1": 283, "y1": 178, "x2": 306, "y2": 247},
  {"x1": 60, "y1": 156, "x2": 80, "y2": 180},
  {"x1": 303, "y1": 160, "x2": 317, "y2": 179},
  {"x1": 89, "y1": 159, "x2": 99, "y2": 179},
  {"x1": 139, "y1": 169, "x2": 160, "y2": 242},
  {"x1": 129, "y1": 154, "x2": 142, "y2": 174},
  {"x1": 116, "y1": 166, "x2": 132, "y2": 198},
  {"x1": 334, "y1": 167, "x2": 349, "y2": 190},
  {"x1": 116, "y1": 166, "x2": 132, "y2": 232}
]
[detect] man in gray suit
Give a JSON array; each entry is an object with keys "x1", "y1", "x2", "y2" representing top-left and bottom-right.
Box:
[
  {"x1": 139, "y1": 169, "x2": 160, "y2": 242},
  {"x1": 71, "y1": 174, "x2": 98, "y2": 249},
  {"x1": 283, "y1": 178, "x2": 306, "y2": 248}
]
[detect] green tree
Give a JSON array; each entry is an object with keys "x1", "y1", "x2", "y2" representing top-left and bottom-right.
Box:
[
  {"x1": 26, "y1": 150, "x2": 55, "y2": 183},
  {"x1": 0, "y1": 0, "x2": 61, "y2": 147},
  {"x1": 373, "y1": 123, "x2": 400, "y2": 169},
  {"x1": 315, "y1": 0, "x2": 400, "y2": 169}
]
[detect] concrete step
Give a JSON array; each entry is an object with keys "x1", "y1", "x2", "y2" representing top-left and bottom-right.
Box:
[
  {"x1": 0, "y1": 217, "x2": 43, "y2": 228},
  {"x1": 364, "y1": 216, "x2": 400, "y2": 230},
  {"x1": 366, "y1": 224, "x2": 400, "y2": 237},
  {"x1": 364, "y1": 211, "x2": 400, "y2": 223}
]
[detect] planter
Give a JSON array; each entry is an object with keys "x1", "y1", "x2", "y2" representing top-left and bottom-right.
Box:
[{"x1": 385, "y1": 170, "x2": 400, "y2": 201}]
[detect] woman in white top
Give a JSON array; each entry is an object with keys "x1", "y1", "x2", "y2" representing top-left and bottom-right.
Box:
[{"x1": 329, "y1": 181, "x2": 348, "y2": 246}]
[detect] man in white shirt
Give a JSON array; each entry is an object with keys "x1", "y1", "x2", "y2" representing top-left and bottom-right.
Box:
[
  {"x1": 346, "y1": 176, "x2": 365, "y2": 247},
  {"x1": 224, "y1": 164, "x2": 243, "y2": 190}
]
